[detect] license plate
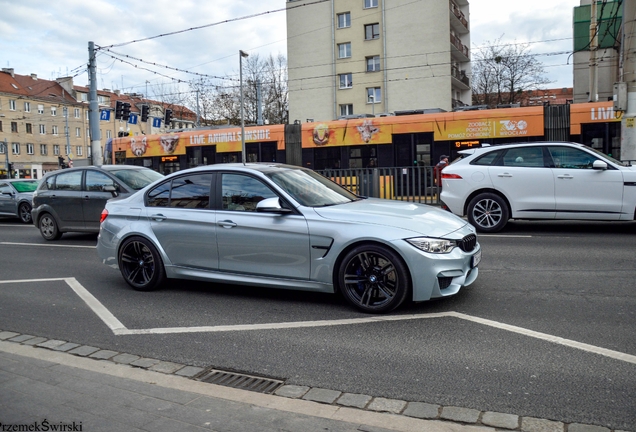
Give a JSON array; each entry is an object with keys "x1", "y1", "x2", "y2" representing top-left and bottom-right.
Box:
[{"x1": 471, "y1": 249, "x2": 482, "y2": 268}]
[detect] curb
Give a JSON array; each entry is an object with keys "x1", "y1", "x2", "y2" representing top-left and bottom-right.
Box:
[{"x1": 0, "y1": 330, "x2": 629, "y2": 432}]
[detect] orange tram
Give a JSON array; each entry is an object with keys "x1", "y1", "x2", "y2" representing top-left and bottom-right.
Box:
[{"x1": 110, "y1": 101, "x2": 622, "y2": 175}]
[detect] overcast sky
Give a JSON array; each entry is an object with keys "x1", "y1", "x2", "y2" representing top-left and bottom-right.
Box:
[{"x1": 0, "y1": 0, "x2": 582, "y2": 98}]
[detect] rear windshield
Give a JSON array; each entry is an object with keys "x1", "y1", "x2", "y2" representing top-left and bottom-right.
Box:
[
  {"x1": 11, "y1": 181, "x2": 39, "y2": 193},
  {"x1": 110, "y1": 169, "x2": 164, "y2": 190}
]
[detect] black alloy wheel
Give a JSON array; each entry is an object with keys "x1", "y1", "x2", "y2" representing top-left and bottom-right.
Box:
[
  {"x1": 467, "y1": 192, "x2": 510, "y2": 233},
  {"x1": 338, "y1": 244, "x2": 410, "y2": 313},
  {"x1": 38, "y1": 213, "x2": 62, "y2": 240},
  {"x1": 118, "y1": 237, "x2": 165, "y2": 291},
  {"x1": 18, "y1": 202, "x2": 32, "y2": 224}
]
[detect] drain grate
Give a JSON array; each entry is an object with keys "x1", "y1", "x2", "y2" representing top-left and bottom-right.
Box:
[{"x1": 195, "y1": 369, "x2": 285, "y2": 394}]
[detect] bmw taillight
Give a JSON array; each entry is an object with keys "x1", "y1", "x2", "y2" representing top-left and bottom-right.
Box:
[
  {"x1": 100, "y1": 209, "x2": 109, "y2": 224},
  {"x1": 441, "y1": 173, "x2": 463, "y2": 179}
]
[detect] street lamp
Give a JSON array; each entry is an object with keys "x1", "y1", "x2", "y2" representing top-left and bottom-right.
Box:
[
  {"x1": 239, "y1": 49, "x2": 249, "y2": 164},
  {"x1": 369, "y1": 91, "x2": 375, "y2": 117}
]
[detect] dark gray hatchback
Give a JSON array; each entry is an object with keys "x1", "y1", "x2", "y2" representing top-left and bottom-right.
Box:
[{"x1": 32, "y1": 165, "x2": 163, "y2": 240}]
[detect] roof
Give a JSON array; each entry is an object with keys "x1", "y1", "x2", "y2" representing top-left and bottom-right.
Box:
[{"x1": 0, "y1": 69, "x2": 78, "y2": 104}]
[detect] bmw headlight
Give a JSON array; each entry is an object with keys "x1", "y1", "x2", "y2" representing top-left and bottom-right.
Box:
[{"x1": 406, "y1": 237, "x2": 456, "y2": 254}]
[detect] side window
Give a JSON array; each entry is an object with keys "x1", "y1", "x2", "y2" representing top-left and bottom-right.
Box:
[
  {"x1": 0, "y1": 183, "x2": 10, "y2": 194},
  {"x1": 221, "y1": 174, "x2": 277, "y2": 212},
  {"x1": 85, "y1": 170, "x2": 117, "y2": 192},
  {"x1": 146, "y1": 181, "x2": 171, "y2": 207},
  {"x1": 502, "y1": 147, "x2": 545, "y2": 167},
  {"x1": 472, "y1": 150, "x2": 504, "y2": 166},
  {"x1": 548, "y1": 146, "x2": 596, "y2": 169},
  {"x1": 169, "y1": 174, "x2": 212, "y2": 209},
  {"x1": 54, "y1": 171, "x2": 82, "y2": 191}
]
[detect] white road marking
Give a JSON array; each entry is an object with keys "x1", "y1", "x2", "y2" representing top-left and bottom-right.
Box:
[
  {"x1": 2, "y1": 277, "x2": 634, "y2": 365},
  {"x1": 0, "y1": 242, "x2": 95, "y2": 249}
]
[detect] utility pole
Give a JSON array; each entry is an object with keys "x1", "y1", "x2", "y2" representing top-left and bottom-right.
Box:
[
  {"x1": 88, "y1": 41, "x2": 103, "y2": 165},
  {"x1": 589, "y1": 1, "x2": 599, "y2": 102},
  {"x1": 620, "y1": 0, "x2": 636, "y2": 161},
  {"x1": 3, "y1": 138, "x2": 9, "y2": 178}
]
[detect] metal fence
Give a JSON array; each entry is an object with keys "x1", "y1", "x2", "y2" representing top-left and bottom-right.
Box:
[{"x1": 317, "y1": 166, "x2": 440, "y2": 205}]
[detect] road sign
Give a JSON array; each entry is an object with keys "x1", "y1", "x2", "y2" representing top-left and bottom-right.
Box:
[
  {"x1": 152, "y1": 117, "x2": 162, "y2": 128},
  {"x1": 128, "y1": 114, "x2": 138, "y2": 125},
  {"x1": 100, "y1": 110, "x2": 111, "y2": 121}
]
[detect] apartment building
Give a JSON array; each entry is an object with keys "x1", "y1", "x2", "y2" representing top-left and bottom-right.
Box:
[{"x1": 286, "y1": 0, "x2": 471, "y2": 123}]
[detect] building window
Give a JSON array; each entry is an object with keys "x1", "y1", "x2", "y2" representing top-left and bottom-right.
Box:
[
  {"x1": 80, "y1": 93, "x2": 88, "y2": 102},
  {"x1": 338, "y1": 42, "x2": 352, "y2": 59},
  {"x1": 51, "y1": 106, "x2": 57, "y2": 116},
  {"x1": 39, "y1": 124, "x2": 46, "y2": 134},
  {"x1": 27, "y1": 143, "x2": 34, "y2": 155},
  {"x1": 74, "y1": 108, "x2": 80, "y2": 118},
  {"x1": 38, "y1": 104, "x2": 44, "y2": 114},
  {"x1": 87, "y1": 146, "x2": 92, "y2": 157},
  {"x1": 40, "y1": 144, "x2": 47, "y2": 155},
  {"x1": 65, "y1": 145, "x2": 71, "y2": 155},
  {"x1": 26, "y1": 123, "x2": 32, "y2": 134},
  {"x1": 339, "y1": 73, "x2": 353, "y2": 89},
  {"x1": 12, "y1": 143, "x2": 20, "y2": 155},
  {"x1": 9, "y1": 100, "x2": 16, "y2": 111},
  {"x1": 53, "y1": 145, "x2": 60, "y2": 155},
  {"x1": 337, "y1": 12, "x2": 351, "y2": 28},
  {"x1": 366, "y1": 55, "x2": 381, "y2": 72},
  {"x1": 86, "y1": 111, "x2": 89, "y2": 120},
  {"x1": 0, "y1": 143, "x2": 5, "y2": 154},
  {"x1": 0, "y1": 121, "x2": 2, "y2": 132},
  {"x1": 364, "y1": 0, "x2": 378, "y2": 8},
  {"x1": 76, "y1": 146, "x2": 83, "y2": 156},
  {"x1": 367, "y1": 87, "x2": 381, "y2": 103},
  {"x1": 106, "y1": 130, "x2": 112, "y2": 139},
  {"x1": 76, "y1": 127, "x2": 81, "y2": 137},
  {"x1": 340, "y1": 104, "x2": 354, "y2": 116},
  {"x1": 24, "y1": 102, "x2": 31, "y2": 112},
  {"x1": 365, "y1": 23, "x2": 380, "y2": 40},
  {"x1": 52, "y1": 125, "x2": 59, "y2": 135},
  {"x1": 11, "y1": 122, "x2": 18, "y2": 133}
]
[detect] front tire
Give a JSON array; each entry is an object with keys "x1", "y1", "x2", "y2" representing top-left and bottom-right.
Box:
[
  {"x1": 38, "y1": 213, "x2": 62, "y2": 240},
  {"x1": 467, "y1": 193, "x2": 509, "y2": 233},
  {"x1": 118, "y1": 237, "x2": 165, "y2": 291},
  {"x1": 338, "y1": 244, "x2": 410, "y2": 313},
  {"x1": 18, "y1": 202, "x2": 32, "y2": 224}
]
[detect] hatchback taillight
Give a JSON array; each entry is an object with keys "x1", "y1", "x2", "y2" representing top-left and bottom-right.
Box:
[{"x1": 100, "y1": 209, "x2": 109, "y2": 224}]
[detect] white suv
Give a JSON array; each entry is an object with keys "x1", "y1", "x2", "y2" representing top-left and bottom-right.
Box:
[{"x1": 440, "y1": 142, "x2": 636, "y2": 233}]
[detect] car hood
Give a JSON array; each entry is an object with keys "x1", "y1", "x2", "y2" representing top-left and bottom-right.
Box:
[{"x1": 312, "y1": 198, "x2": 472, "y2": 238}]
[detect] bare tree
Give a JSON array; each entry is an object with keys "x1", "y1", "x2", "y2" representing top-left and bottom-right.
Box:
[{"x1": 471, "y1": 37, "x2": 551, "y2": 107}]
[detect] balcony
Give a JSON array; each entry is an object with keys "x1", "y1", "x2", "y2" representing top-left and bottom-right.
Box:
[
  {"x1": 450, "y1": 33, "x2": 470, "y2": 61},
  {"x1": 449, "y1": 1, "x2": 468, "y2": 34},
  {"x1": 451, "y1": 67, "x2": 470, "y2": 89}
]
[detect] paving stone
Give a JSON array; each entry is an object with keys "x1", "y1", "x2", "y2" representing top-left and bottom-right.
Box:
[
  {"x1": 274, "y1": 385, "x2": 309, "y2": 399},
  {"x1": 112, "y1": 354, "x2": 141, "y2": 365},
  {"x1": 36, "y1": 339, "x2": 67, "y2": 349},
  {"x1": 482, "y1": 411, "x2": 519, "y2": 429},
  {"x1": 440, "y1": 406, "x2": 480, "y2": 424},
  {"x1": 53, "y1": 343, "x2": 80, "y2": 352},
  {"x1": 8, "y1": 334, "x2": 36, "y2": 343},
  {"x1": 521, "y1": 417, "x2": 565, "y2": 432},
  {"x1": 336, "y1": 393, "x2": 372, "y2": 409},
  {"x1": 174, "y1": 366, "x2": 205, "y2": 378},
  {"x1": 302, "y1": 387, "x2": 341, "y2": 404},
  {"x1": 148, "y1": 361, "x2": 183, "y2": 374},
  {"x1": 568, "y1": 424, "x2": 610, "y2": 432},
  {"x1": 68, "y1": 345, "x2": 100, "y2": 357},
  {"x1": 403, "y1": 402, "x2": 440, "y2": 419},
  {"x1": 367, "y1": 397, "x2": 407, "y2": 414},
  {"x1": 0, "y1": 331, "x2": 19, "y2": 340},
  {"x1": 22, "y1": 337, "x2": 48, "y2": 346},
  {"x1": 130, "y1": 358, "x2": 161, "y2": 368},
  {"x1": 89, "y1": 350, "x2": 119, "y2": 360}
]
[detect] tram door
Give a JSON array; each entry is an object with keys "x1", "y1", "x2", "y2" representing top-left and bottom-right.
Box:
[
  {"x1": 246, "y1": 142, "x2": 277, "y2": 162},
  {"x1": 580, "y1": 123, "x2": 621, "y2": 159}
]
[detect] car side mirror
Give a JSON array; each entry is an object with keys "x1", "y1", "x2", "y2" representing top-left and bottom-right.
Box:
[
  {"x1": 102, "y1": 185, "x2": 119, "y2": 197},
  {"x1": 592, "y1": 160, "x2": 608, "y2": 171},
  {"x1": 256, "y1": 197, "x2": 292, "y2": 214}
]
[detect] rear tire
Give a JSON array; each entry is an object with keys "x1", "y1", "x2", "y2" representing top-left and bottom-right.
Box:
[
  {"x1": 467, "y1": 193, "x2": 509, "y2": 233},
  {"x1": 38, "y1": 213, "x2": 62, "y2": 240},
  {"x1": 118, "y1": 237, "x2": 165, "y2": 291},
  {"x1": 18, "y1": 202, "x2": 32, "y2": 224}
]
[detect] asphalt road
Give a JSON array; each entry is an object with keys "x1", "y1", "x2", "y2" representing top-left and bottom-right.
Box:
[{"x1": 0, "y1": 217, "x2": 634, "y2": 430}]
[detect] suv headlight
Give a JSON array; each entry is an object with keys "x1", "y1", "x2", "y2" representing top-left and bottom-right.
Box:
[{"x1": 406, "y1": 237, "x2": 456, "y2": 254}]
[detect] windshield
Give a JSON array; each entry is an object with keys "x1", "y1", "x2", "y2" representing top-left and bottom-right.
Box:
[
  {"x1": 11, "y1": 181, "x2": 39, "y2": 193},
  {"x1": 110, "y1": 169, "x2": 164, "y2": 190},
  {"x1": 267, "y1": 168, "x2": 358, "y2": 207},
  {"x1": 585, "y1": 146, "x2": 628, "y2": 167}
]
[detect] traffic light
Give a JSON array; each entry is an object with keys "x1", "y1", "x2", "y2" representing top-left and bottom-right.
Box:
[
  {"x1": 115, "y1": 101, "x2": 124, "y2": 120},
  {"x1": 57, "y1": 156, "x2": 67, "y2": 169},
  {"x1": 164, "y1": 109, "x2": 173, "y2": 126},
  {"x1": 122, "y1": 102, "x2": 131, "y2": 121},
  {"x1": 141, "y1": 105, "x2": 149, "y2": 122},
  {"x1": 7, "y1": 163, "x2": 13, "y2": 172}
]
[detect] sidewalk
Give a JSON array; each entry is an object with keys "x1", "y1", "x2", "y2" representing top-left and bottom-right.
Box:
[{"x1": 0, "y1": 340, "x2": 490, "y2": 432}]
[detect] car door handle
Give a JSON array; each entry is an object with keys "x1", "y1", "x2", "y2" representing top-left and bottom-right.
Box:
[
  {"x1": 557, "y1": 175, "x2": 573, "y2": 179},
  {"x1": 150, "y1": 214, "x2": 167, "y2": 221},
  {"x1": 218, "y1": 220, "x2": 237, "y2": 228},
  {"x1": 497, "y1": 173, "x2": 513, "y2": 177}
]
